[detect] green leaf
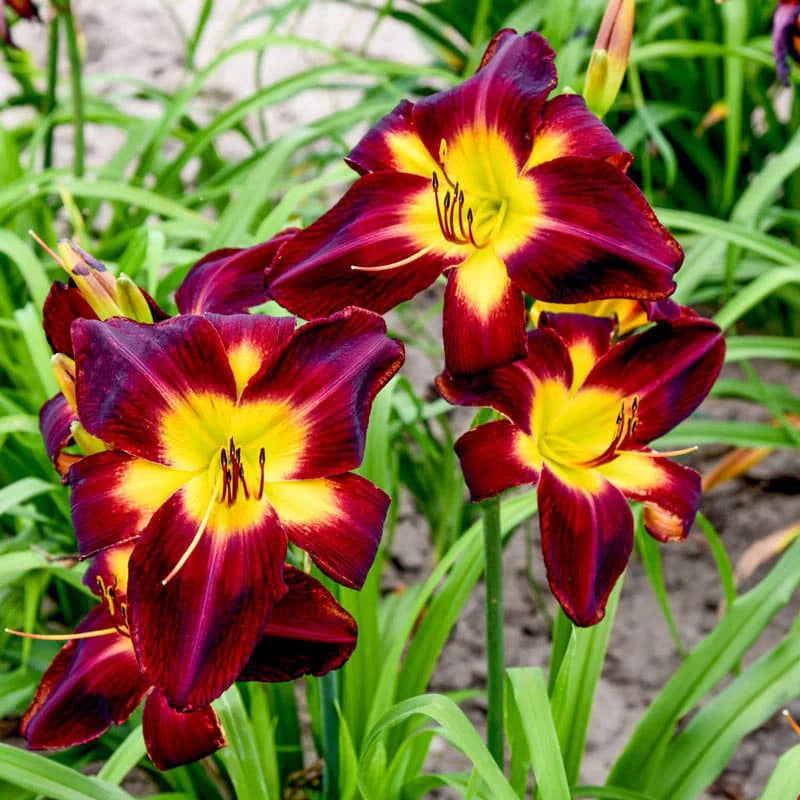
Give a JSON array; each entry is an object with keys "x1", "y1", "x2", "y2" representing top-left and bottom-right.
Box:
[
  {"x1": 506, "y1": 668, "x2": 570, "y2": 800},
  {"x1": 0, "y1": 743, "x2": 134, "y2": 800},
  {"x1": 757, "y1": 744, "x2": 800, "y2": 800},
  {"x1": 214, "y1": 685, "x2": 272, "y2": 800},
  {"x1": 96, "y1": 726, "x2": 146, "y2": 785},
  {"x1": 549, "y1": 580, "x2": 622, "y2": 785},
  {"x1": 0, "y1": 478, "x2": 55, "y2": 516},
  {"x1": 656, "y1": 633, "x2": 800, "y2": 799},
  {"x1": 608, "y1": 536, "x2": 800, "y2": 789},
  {"x1": 363, "y1": 694, "x2": 517, "y2": 800}
]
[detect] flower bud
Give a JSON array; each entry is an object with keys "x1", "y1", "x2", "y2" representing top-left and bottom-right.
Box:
[
  {"x1": 50, "y1": 354, "x2": 76, "y2": 411},
  {"x1": 56, "y1": 241, "x2": 123, "y2": 320},
  {"x1": 584, "y1": 0, "x2": 635, "y2": 118},
  {"x1": 117, "y1": 274, "x2": 154, "y2": 324},
  {"x1": 70, "y1": 420, "x2": 106, "y2": 455}
]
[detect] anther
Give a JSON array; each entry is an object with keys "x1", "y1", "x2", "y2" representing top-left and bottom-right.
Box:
[
  {"x1": 239, "y1": 464, "x2": 250, "y2": 500},
  {"x1": 258, "y1": 448, "x2": 266, "y2": 500}
]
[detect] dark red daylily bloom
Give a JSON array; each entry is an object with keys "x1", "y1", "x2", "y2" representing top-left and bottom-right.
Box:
[
  {"x1": 530, "y1": 296, "x2": 681, "y2": 337},
  {"x1": 39, "y1": 233, "x2": 296, "y2": 479},
  {"x1": 67, "y1": 308, "x2": 402, "y2": 708},
  {"x1": 438, "y1": 312, "x2": 724, "y2": 626},
  {"x1": 774, "y1": 1, "x2": 800, "y2": 85},
  {"x1": 266, "y1": 29, "x2": 683, "y2": 376},
  {"x1": 19, "y1": 545, "x2": 357, "y2": 769}
]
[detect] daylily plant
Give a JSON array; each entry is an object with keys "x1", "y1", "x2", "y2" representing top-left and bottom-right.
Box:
[
  {"x1": 66, "y1": 307, "x2": 402, "y2": 708},
  {"x1": 18, "y1": 544, "x2": 357, "y2": 769},
  {"x1": 266, "y1": 29, "x2": 683, "y2": 375},
  {"x1": 773, "y1": 0, "x2": 800, "y2": 85},
  {"x1": 38, "y1": 233, "x2": 295, "y2": 480},
  {"x1": 438, "y1": 312, "x2": 724, "y2": 625}
]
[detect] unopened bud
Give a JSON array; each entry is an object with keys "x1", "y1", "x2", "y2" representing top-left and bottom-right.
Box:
[
  {"x1": 70, "y1": 420, "x2": 106, "y2": 455},
  {"x1": 584, "y1": 0, "x2": 634, "y2": 118},
  {"x1": 57, "y1": 240, "x2": 123, "y2": 320},
  {"x1": 50, "y1": 354, "x2": 77, "y2": 411},
  {"x1": 117, "y1": 274, "x2": 154, "y2": 324}
]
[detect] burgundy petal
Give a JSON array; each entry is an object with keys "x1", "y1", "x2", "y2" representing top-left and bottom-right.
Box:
[
  {"x1": 73, "y1": 315, "x2": 237, "y2": 464},
  {"x1": 266, "y1": 472, "x2": 388, "y2": 590},
  {"x1": 507, "y1": 157, "x2": 682, "y2": 303},
  {"x1": 436, "y1": 327, "x2": 572, "y2": 432},
  {"x1": 413, "y1": 31, "x2": 557, "y2": 171},
  {"x1": 43, "y1": 282, "x2": 97, "y2": 359},
  {"x1": 175, "y1": 230, "x2": 297, "y2": 315},
  {"x1": 70, "y1": 450, "x2": 186, "y2": 558},
  {"x1": 40, "y1": 393, "x2": 79, "y2": 479},
  {"x1": 599, "y1": 452, "x2": 701, "y2": 542},
  {"x1": 267, "y1": 172, "x2": 456, "y2": 319},
  {"x1": 538, "y1": 465, "x2": 633, "y2": 626},
  {"x1": 527, "y1": 94, "x2": 632, "y2": 171},
  {"x1": 241, "y1": 566, "x2": 357, "y2": 681},
  {"x1": 442, "y1": 253, "x2": 527, "y2": 375},
  {"x1": 455, "y1": 420, "x2": 538, "y2": 501},
  {"x1": 205, "y1": 312, "x2": 296, "y2": 393},
  {"x1": 142, "y1": 689, "x2": 226, "y2": 770},
  {"x1": 128, "y1": 491, "x2": 287, "y2": 710},
  {"x1": 345, "y1": 100, "x2": 434, "y2": 176},
  {"x1": 244, "y1": 308, "x2": 404, "y2": 480},
  {"x1": 21, "y1": 606, "x2": 149, "y2": 750},
  {"x1": 582, "y1": 316, "x2": 725, "y2": 445}
]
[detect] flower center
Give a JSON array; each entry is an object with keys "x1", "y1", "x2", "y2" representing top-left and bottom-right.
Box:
[{"x1": 217, "y1": 437, "x2": 266, "y2": 505}]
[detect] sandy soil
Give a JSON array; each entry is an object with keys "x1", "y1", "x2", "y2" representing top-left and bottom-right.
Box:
[{"x1": 3, "y1": 2, "x2": 800, "y2": 798}]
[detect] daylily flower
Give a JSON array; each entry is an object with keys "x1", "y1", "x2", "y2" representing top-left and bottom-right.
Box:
[
  {"x1": 266, "y1": 29, "x2": 683, "y2": 376},
  {"x1": 773, "y1": 1, "x2": 800, "y2": 86},
  {"x1": 16, "y1": 544, "x2": 357, "y2": 769},
  {"x1": 67, "y1": 308, "x2": 402, "y2": 708},
  {"x1": 530, "y1": 297, "x2": 680, "y2": 337},
  {"x1": 437, "y1": 312, "x2": 724, "y2": 625},
  {"x1": 38, "y1": 232, "x2": 296, "y2": 479}
]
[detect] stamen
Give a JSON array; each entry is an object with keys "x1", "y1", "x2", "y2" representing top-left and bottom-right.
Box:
[
  {"x1": 783, "y1": 709, "x2": 800, "y2": 737},
  {"x1": 5, "y1": 626, "x2": 118, "y2": 641},
  {"x1": 239, "y1": 464, "x2": 250, "y2": 500},
  {"x1": 28, "y1": 230, "x2": 65, "y2": 268},
  {"x1": 258, "y1": 448, "x2": 266, "y2": 500},
  {"x1": 449, "y1": 182, "x2": 459, "y2": 236},
  {"x1": 162, "y1": 477, "x2": 220, "y2": 585},
  {"x1": 351, "y1": 243, "x2": 438, "y2": 272},
  {"x1": 467, "y1": 209, "x2": 480, "y2": 248},
  {"x1": 643, "y1": 446, "x2": 699, "y2": 458}
]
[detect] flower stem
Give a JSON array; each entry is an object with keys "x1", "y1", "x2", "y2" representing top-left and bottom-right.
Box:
[
  {"x1": 43, "y1": 14, "x2": 60, "y2": 170},
  {"x1": 320, "y1": 669, "x2": 340, "y2": 800},
  {"x1": 482, "y1": 496, "x2": 504, "y2": 767},
  {"x1": 61, "y1": 1, "x2": 84, "y2": 177}
]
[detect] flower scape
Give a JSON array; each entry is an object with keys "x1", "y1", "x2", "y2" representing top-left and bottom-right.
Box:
[{"x1": 15, "y1": 7, "x2": 788, "y2": 793}]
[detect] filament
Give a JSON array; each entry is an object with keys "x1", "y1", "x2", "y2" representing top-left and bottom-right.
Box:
[
  {"x1": 162, "y1": 476, "x2": 220, "y2": 585},
  {"x1": 783, "y1": 709, "x2": 800, "y2": 737},
  {"x1": 29, "y1": 230, "x2": 65, "y2": 268},
  {"x1": 5, "y1": 626, "x2": 117, "y2": 641}
]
